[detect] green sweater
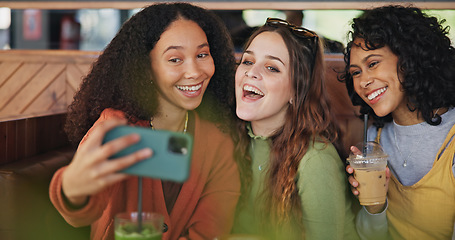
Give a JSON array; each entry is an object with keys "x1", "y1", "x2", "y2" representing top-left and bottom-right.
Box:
[{"x1": 232, "y1": 129, "x2": 359, "y2": 240}]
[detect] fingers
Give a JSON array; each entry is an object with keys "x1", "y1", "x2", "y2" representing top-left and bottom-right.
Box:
[
  {"x1": 93, "y1": 148, "x2": 152, "y2": 178},
  {"x1": 94, "y1": 133, "x2": 142, "y2": 164},
  {"x1": 92, "y1": 172, "x2": 130, "y2": 192},
  {"x1": 350, "y1": 146, "x2": 362, "y2": 155},
  {"x1": 348, "y1": 175, "x2": 358, "y2": 188},
  {"x1": 350, "y1": 186, "x2": 359, "y2": 196},
  {"x1": 86, "y1": 148, "x2": 152, "y2": 197},
  {"x1": 348, "y1": 175, "x2": 359, "y2": 195},
  {"x1": 385, "y1": 167, "x2": 391, "y2": 179},
  {"x1": 346, "y1": 166, "x2": 359, "y2": 196},
  {"x1": 62, "y1": 119, "x2": 153, "y2": 201}
]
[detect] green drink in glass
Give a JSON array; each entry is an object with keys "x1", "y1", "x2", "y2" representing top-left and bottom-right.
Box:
[{"x1": 115, "y1": 212, "x2": 163, "y2": 240}]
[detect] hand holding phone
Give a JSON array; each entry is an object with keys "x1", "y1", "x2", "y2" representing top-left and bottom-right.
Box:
[{"x1": 103, "y1": 126, "x2": 193, "y2": 182}]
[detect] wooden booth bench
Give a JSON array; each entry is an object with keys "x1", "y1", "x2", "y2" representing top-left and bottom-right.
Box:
[{"x1": 0, "y1": 50, "x2": 362, "y2": 240}]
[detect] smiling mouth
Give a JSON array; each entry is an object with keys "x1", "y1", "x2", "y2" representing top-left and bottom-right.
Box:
[
  {"x1": 176, "y1": 82, "x2": 203, "y2": 92},
  {"x1": 367, "y1": 87, "x2": 387, "y2": 101},
  {"x1": 243, "y1": 85, "x2": 264, "y2": 99}
]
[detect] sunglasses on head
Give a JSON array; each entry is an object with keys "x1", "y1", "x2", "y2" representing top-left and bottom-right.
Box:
[{"x1": 265, "y1": 17, "x2": 319, "y2": 52}]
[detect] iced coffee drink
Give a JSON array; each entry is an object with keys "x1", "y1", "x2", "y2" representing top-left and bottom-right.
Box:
[{"x1": 348, "y1": 142, "x2": 388, "y2": 206}]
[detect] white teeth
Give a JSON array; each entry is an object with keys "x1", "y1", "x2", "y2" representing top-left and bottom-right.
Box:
[
  {"x1": 243, "y1": 85, "x2": 264, "y2": 96},
  {"x1": 367, "y1": 87, "x2": 387, "y2": 100},
  {"x1": 177, "y1": 84, "x2": 202, "y2": 91}
]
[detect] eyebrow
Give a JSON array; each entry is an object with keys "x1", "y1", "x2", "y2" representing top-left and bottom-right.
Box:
[
  {"x1": 349, "y1": 53, "x2": 382, "y2": 69},
  {"x1": 244, "y1": 50, "x2": 285, "y2": 65},
  {"x1": 163, "y1": 43, "x2": 209, "y2": 55}
]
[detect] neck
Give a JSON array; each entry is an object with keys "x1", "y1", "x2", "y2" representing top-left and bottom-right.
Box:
[
  {"x1": 151, "y1": 110, "x2": 188, "y2": 132},
  {"x1": 251, "y1": 115, "x2": 286, "y2": 138},
  {"x1": 392, "y1": 106, "x2": 447, "y2": 126},
  {"x1": 392, "y1": 108, "x2": 422, "y2": 126}
]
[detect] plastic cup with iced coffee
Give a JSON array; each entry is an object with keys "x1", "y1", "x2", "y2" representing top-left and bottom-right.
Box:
[{"x1": 347, "y1": 141, "x2": 388, "y2": 206}]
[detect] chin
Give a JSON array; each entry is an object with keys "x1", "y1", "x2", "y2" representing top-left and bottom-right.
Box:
[
  {"x1": 185, "y1": 100, "x2": 203, "y2": 111},
  {"x1": 372, "y1": 109, "x2": 391, "y2": 117},
  {"x1": 236, "y1": 108, "x2": 256, "y2": 122}
]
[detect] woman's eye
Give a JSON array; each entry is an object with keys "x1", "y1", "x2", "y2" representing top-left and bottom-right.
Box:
[
  {"x1": 368, "y1": 61, "x2": 378, "y2": 68},
  {"x1": 350, "y1": 70, "x2": 361, "y2": 77},
  {"x1": 267, "y1": 66, "x2": 280, "y2": 72},
  {"x1": 169, "y1": 58, "x2": 182, "y2": 63},
  {"x1": 198, "y1": 53, "x2": 209, "y2": 58},
  {"x1": 241, "y1": 60, "x2": 253, "y2": 65}
]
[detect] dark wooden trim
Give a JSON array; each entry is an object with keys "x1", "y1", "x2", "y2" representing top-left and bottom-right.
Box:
[{"x1": 0, "y1": 114, "x2": 70, "y2": 165}]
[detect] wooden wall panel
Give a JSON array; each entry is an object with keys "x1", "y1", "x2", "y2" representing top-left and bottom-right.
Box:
[
  {"x1": 0, "y1": 63, "x2": 43, "y2": 111},
  {"x1": 2, "y1": 121, "x2": 17, "y2": 164},
  {"x1": 0, "y1": 50, "x2": 97, "y2": 164},
  {"x1": 14, "y1": 119, "x2": 27, "y2": 161},
  {"x1": 25, "y1": 71, "x2": 67, "y2": 114},
  {"x1": 0, "y1": 122, "x2": 7, "y2": 163},
  {"x1": 0, "y1": 50, "x2": 99, "y2": 122},
  {"x1": 0, "y1": 62, "x2": 21, "y2": 87},
  {"x1": 66, "y1": 63, "x2": 91, "y2": 105},
  {"x1": 1, "y1": 63, "x2": 66, "y2": 117},
  {"x1": 0, "y1": 114, "x2": 69, "y2": 165}
]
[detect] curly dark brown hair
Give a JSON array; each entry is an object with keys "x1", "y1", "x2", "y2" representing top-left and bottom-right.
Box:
[
  {"x1": 339, "y1": 5, "x2": 455, "y2": 128},
  {"x1": 65, "y1": 3, "x2": 236, "y2": 144}
]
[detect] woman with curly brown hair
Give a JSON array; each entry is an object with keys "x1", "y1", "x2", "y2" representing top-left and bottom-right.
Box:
[
  {"x1": 341, "y1": 5, "x2": 455, "y2": 239},
  {"x1": 49, "y1": 3, "x2": 240, "y2": 240},
  {"x1": 230, "y1": 18, "x2": 359, "y2": 240}
]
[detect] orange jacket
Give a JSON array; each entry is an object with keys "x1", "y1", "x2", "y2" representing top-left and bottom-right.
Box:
[{"x1": 49, "y1": 109, "x2": 240, "y2": 240}]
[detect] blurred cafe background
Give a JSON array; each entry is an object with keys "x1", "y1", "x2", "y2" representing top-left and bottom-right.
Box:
[
  {"x1": 0, "y1": 6, "x2": 453, "y2": 51},
  {"x1": 0, "y1": 1, "x2": 454, "y2": 240}
]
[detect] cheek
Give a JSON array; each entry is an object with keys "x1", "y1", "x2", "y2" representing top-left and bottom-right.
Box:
[
  {"x1": 206, "y1": 58, "x2": 215, "y2": 78},
  {"x1": 269, "y1": 79, "x2": 292, "y2": 100},
  {"x1": 353, "y1": 79, "x2": 362, "y2": 95},
  {"x1": 235, "y1": 69, "x2": 244, "y2": 88}
]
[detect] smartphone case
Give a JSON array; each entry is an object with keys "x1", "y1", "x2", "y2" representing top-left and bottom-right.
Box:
[{"x1": 103, "y1": 126, "x2": 193, "y2": 182}]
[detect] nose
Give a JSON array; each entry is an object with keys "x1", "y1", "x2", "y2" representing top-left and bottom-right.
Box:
[
  {"x1": 244, "y1": 66, "x2": 261, "y2": 80},
  {"x1": 359, "y1": 74, "x2": 373, "y2": 88},
  {"x1": 184, "y1": 60, "x2": 202, "y2": 79}
]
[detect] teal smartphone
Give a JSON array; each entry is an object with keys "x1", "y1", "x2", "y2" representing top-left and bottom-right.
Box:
[{"x1": 103, "y1": 125, "x2": 193, "y2": 182}]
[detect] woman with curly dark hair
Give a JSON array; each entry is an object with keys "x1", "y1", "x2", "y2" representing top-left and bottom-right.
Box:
[
  {"x1": 340, "y1": 5, "x2": 455, "y2": 239},
  {"x1": 49, "y1": 3, "x2": 240, "y2": 240},
  {"x1": 230, "y1": 18, "x2": 359, "y2": 240}
]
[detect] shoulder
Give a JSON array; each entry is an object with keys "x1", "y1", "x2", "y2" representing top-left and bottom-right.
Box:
[
  {"x1": 298, "y1": 141, "x2": 343, "y2": 174},
  {"x1": 99, "y1": 108, "x2": 126, "y2": 120},
  {"x1": 302, "y1": 141, "x2": 340, "y2": 164},
  {"x1": 367, "y1": 123, "x2": 393, "y2": 142},
  {"x1": 79, "y1": 108, "x2": 126, "y2": 146},
  {"x1": 296, "y1": 141, "x2": 347, "y2": 192}
]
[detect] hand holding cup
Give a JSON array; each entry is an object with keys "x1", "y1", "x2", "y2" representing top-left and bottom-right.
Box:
[{"x1": 346, "y1": 142, "x2": 390, "y2": 213}]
